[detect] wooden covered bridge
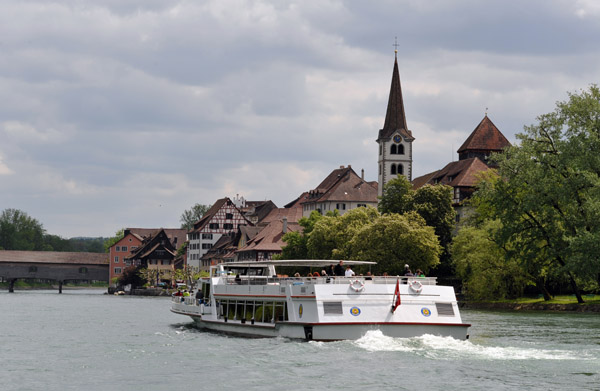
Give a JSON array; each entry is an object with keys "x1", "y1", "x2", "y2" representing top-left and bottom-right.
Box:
[{"x1": 0, "y1": 250, "x2": 109, "y2": 293}]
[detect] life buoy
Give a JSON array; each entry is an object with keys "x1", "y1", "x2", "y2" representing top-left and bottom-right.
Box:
[
  {"x1": 408, "y1": 280, "x2": 423, "y2": 294},
  {"x1": 349, "y1": 279, "x2": 365, "y2": 292}
]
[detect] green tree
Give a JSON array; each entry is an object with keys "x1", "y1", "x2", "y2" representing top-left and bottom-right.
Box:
[
  {"x1": 378, "y1": 176, "x2": 455, "y2": 274},
  {"x1": 307, "y1": 207, "x2": 379, "y2": 259},
  {"x1": 350, "y1": 212, "x2": 441, "y2": 275},
  {"x1": 378, "y1": 176, "x2": 413, "y2": 215},
  {"x1": 475, "y1": 85, "x2": 600, "y2": 303},
  {"x1": 0, "y1": 209, "x2": 46, "y2": 250},
  {"x1": 104, "y1": 229, "x2": 124, "y2": 253},
  {"x1": 180, "y1": 203, "x2": 211, "y2": 230},
  {"x1": 451, "y1": 219, "x2": 530, "y2": 300},
  {"x1": 279, "y1": 210, "x2": 325, "y2": 259}
]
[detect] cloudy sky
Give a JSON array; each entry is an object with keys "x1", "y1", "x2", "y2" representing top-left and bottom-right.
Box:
[{"x1": 1, "y1": 0, "x2": 599, "y2": 238}]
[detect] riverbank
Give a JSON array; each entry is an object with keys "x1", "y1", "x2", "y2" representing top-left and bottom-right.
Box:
[{"x1": 460, "y1": 299, "x2": 600, "y2": 313}]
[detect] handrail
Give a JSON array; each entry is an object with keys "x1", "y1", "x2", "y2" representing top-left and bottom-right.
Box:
[{"x1": 222, "y1": 275, "x2": 437, "y2": 286}]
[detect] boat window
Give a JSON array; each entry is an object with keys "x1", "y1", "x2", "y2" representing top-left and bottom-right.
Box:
[
  {"x1": 435, "y1": 302, "x2": 455, "y2": 316},
  {"x1": 323, "y1": 302, "x2": 343, "y2": 315}
]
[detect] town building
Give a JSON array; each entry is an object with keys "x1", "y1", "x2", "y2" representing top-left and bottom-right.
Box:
[
  {"x1": 412, "y1": 114, "x2": 511, "y2": 222},
  {"x1": 186, "y1": 197, "x2": 252, "y2": 270},
  {"x1": 108, "y1": 228, "x2": 185, "y2": 285},
  {"x1": 299, "y1": 165, "x2": 378, "y2": 218},
  {"x1": 377, "y1": 51, "x2": 414, "y2": 197},
  {"x1": 124, "y1": 228, "x2": 187, "y2": 284}
]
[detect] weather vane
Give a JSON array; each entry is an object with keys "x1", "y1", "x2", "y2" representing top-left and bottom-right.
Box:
[{"x1": 393, "y1": 36, "x2": 399, "y2": 54}]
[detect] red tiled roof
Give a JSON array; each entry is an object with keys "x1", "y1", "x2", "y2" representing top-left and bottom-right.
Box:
[
  {"x1": 457, "y1": 115, "x2": 510, "y2": 153},
  {"x1": 302, "y1": 166, "x2": 377, "y2": 204},
  {"x1": 236, "y1": 220, "x2": 301, "y2": 253},
  {"x1": 0, "y1": 250, "x2": 108, "y2": 265},
  {"x1": 261, "y1": 206, "x2": 304, "y2": 225},
  {"x1": 413, "y1": 157, "x2": 491, "y2": 189}
]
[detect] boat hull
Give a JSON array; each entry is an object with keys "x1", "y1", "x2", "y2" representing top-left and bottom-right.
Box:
[{"x1": 171, "y1": 308, "x2": 469, "y2": 341}]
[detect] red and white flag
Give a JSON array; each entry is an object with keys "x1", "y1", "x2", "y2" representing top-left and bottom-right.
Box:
[{"x1": 391, "y1": 278, "x2": 401, "y2": 313}]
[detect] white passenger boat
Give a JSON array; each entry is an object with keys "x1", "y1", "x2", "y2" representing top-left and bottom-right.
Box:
[{"x1": 170, "y1": 260, "x2": 470, "y2": 341}]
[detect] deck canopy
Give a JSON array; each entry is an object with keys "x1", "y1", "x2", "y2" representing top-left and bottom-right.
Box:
[{"x1": 218, "y1": 259, "x2": 376, "y2": 268}]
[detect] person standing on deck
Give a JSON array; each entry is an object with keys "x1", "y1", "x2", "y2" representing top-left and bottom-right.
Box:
[{"x1": 334, "y1": 260, "x2": 345, "y2": 276}]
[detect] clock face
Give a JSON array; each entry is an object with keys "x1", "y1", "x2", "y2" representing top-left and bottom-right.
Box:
[{"x1": 393, "y1": 135, "x2": 401, "y2": 143}]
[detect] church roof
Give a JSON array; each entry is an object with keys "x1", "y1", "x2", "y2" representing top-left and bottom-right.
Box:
[
  {"x1": 378, "y1": 55, "x2": 414, "y2": 142},
  {"x1": 412, "y1": 157, "x2": 491, "y2": 189},
  {"x1": 302, "y1": 166, "x2": 377, "y2": 204},
  {"x1": 457, "y1": 115, "x2": 510, "y2": 154}
]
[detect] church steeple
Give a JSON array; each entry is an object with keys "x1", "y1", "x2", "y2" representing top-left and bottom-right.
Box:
[
  {"x1": 383, "y1": 54, "x2": 408, "y2": 132},
  {"x1": 377, "y1": 51, "x2": 414, "y2": 198}
]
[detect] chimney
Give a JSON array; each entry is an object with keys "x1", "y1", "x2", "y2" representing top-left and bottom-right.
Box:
[
  {"x1": 282, "y1": 217, "x2": 288, "y2": 234},
  {"x1": 340, "y1": 165, "x2": 344, "y2": 169},
  {"x1": 361, "y1": 169, "x2": 364, "y2": 180}
]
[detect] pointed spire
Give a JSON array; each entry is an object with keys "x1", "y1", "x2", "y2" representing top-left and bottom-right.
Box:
[{"x1": 382, "y1": 55, "x2": 408, "y2": 132}]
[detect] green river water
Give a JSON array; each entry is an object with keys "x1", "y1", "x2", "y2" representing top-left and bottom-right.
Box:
[{"x1": 1, "y1": 289, "x2": 598, "y2": 390}]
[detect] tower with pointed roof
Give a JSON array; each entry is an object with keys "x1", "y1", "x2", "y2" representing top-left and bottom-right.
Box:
[{"x1": 377, "y1": 52, "x2": 414, "y2": 198}]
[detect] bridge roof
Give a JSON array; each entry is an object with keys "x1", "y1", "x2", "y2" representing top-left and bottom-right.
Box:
[{"x1": 0, "y1": 251, "x2": 109, "y2": 265}]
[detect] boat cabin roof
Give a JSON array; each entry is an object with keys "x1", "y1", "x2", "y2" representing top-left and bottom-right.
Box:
[{"x1": 216, "y1": 259, "x2": 376, "y2": 269}]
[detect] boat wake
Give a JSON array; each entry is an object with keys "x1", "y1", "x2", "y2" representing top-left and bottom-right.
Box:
[{"x1": 353, "y1": 330, "x2": 591, "y2": 361}]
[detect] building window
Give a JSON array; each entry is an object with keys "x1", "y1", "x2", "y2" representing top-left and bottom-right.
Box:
[
  {"x1": 223, "y1": 223, "x2": 234, "y2": 230},
  {"x1": 114, "y1": 256, "x2": 119, "y2": 263},
  {"x1": 79, "y1": 267, "x2": 88, "y2": 274},
  {"x1": 202, "y1": 233, "x2": 213, "y2": 240},
  {"x1": 225, "y1": 213, "x2": 233, "y2": 219},
  {"x1": 336, "y1": 203, "x2": 346, "y2": 210},
  {"x1": 121, "y1": 246, "x2": 127, "y2": 252},
  {"x1": 209, "y1": 223, "x2": 219, "y2": 229},
  {"x1": 398, "y1": 164, "x2": 404, "y2": 175},
  {"x1": 125, "y1": 260, "x2": 131, "y2": 266},
  {"x1": 114, "y1": 267, "x2": 122, "y2": 274},
  {"x1": 379, "y1": 145, "x2": 382, "y2": 155},
  {"x1": 391, "y1": 144, "x2": 397, "y2": 154},
  {"x1": 357, "y1": 204, "x2": 367, "y2": 208},
  {"x1": 131, "y1": 246, "x2": 137, "y2": 250},
  {"x1": 115, "y1": 246, "x2": 120, "y2": 252},
  {"x1": 391, "y1": 164, "x2": 397, "y2": 175},
  {"x1": 202, "y1": 243, "x2": 213, "y2": 249},
  {"x1": 398, "y1": 144, "x2": 405, "y2": 154},
  {"x1": 379, "y1": 164, "x2": 382, "y2": 175},
  {"x1": 161, "y1": 259, "x2": 170, "y2": 265}
]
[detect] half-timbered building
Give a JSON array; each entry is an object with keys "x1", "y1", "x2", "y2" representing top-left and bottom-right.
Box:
[{"x1": 186, "y1": 197, "x2": 252, "y2": 271}]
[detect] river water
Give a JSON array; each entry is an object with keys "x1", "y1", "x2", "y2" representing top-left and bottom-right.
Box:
[{"x1": 1, "y1": 289, "x2": 598, "y2": 391}]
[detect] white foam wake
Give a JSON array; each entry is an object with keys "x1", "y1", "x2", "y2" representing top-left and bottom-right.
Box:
[{"x1": 353, "y1": 330, "x2": 591, "y2": 361}]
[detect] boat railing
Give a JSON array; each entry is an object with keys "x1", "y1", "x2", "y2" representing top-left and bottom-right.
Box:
[{"x1": 222, "y1": 275, "x2": 437, "y2": 286}]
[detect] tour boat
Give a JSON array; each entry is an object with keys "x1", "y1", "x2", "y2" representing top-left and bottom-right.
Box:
[{"x1": 170, "y1": 260, "x2": 470, "y2": 341}]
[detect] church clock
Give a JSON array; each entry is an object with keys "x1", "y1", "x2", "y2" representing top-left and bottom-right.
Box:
[{"x1": 393, "y1": 134, "x2": 401, "y2": 143}]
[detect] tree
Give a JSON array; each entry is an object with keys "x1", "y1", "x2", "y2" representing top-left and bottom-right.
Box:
[
  {"x1": 474, "y1": 85, "x2": 600, "y2": 303},
  {"x1": 0, "y1": 209, "x2": 46, "y2": 250},
  {"x1": 350, "y1": 212, "x2": 441, "y2": 275},
  {"x1": 378, "y1": 176, "x2": 455, "y2": 273},
  {"x1": 104, "y1": 229, "x2": 124, "y2": 253},
  {"x1": 378, "y1": 176, "x2": 413, "y2": 215},
  {"x1": 279, "y1": 210, "x2": 325, "y2": 259},
  {"x1": 117, "y1": 266, "x2": 145, "y2": 288},
  {"x1": 451, "y1": 219, "x2": 530, "y2": 300},
  {"x1": 307, "y1": 207, "x2": 379, "y2": 259},
  {"x1": 180, "y1": 203, "x2": 211, "y2": 230}
]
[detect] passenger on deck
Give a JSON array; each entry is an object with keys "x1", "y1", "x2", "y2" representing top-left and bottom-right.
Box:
[
  {"x1": 294, "y1": 272, "x2": 301, "y2": 278},
  {"x1": 404, "y1": 264, "x2": 413, "y2": 277},
  {"x1": 235, "y1": 274, "x2": 242, "y2": 284},
  {"x1": 365, "y1": 272, "x2": 373, "y2": 281},
  {"x1": 415, "y1": 269, "x2": 425, "y2": 277},
  {"x1": 334, "y1": 260, "x2": 345, "y2": 276},
  {"x1": 345, "y1": 266, "x2": 355, "y2": 277}
]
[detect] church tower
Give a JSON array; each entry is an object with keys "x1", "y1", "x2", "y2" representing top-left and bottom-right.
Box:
[{"x1": 377, "y1": 51, "x2": 414, "y2": 198}]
